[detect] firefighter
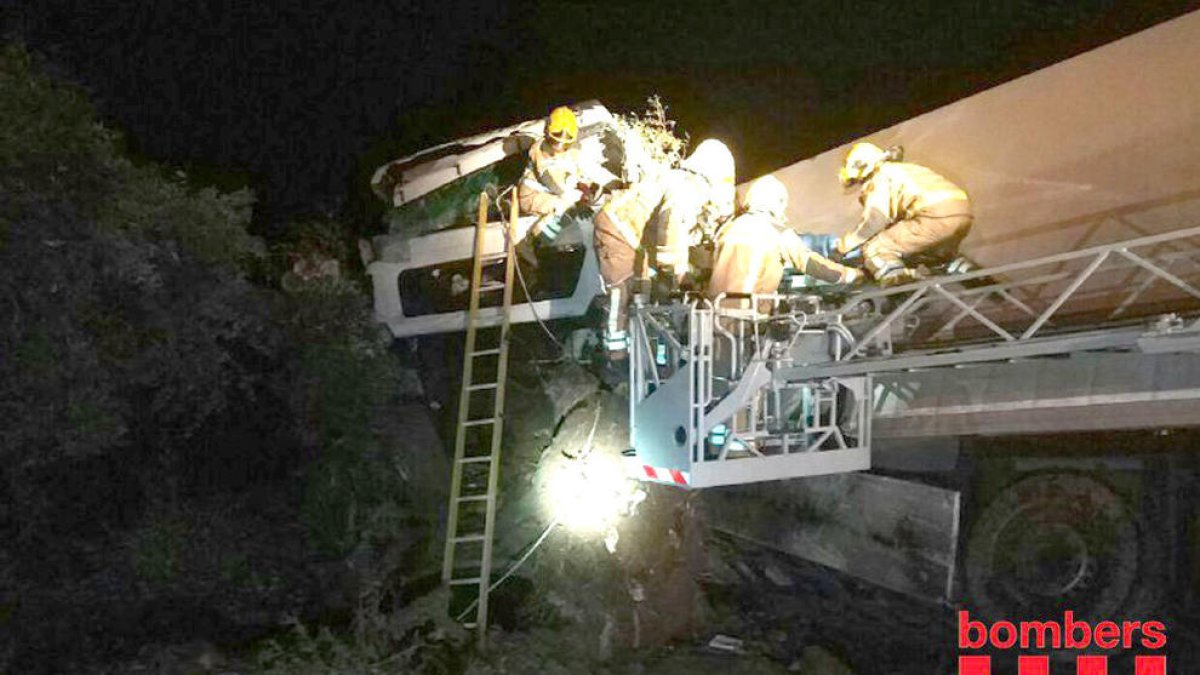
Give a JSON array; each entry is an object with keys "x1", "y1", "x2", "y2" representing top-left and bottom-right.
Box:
[
  {"x1": 592, "y1": 138, "x2": 736, "y2": 358},
  {"x1": 835, "y1": 142, "x2": 972, "y2": 287},
  {"x1": 709, "y1": 175, "x2": 861, "y2": 310},
  {"x1": 651, "y1": 138, "x2": 737, "y2": 285},
  {"x1": 517, "y1": 105, "x2": 615, "y2": 242},
  {"x1": 592, "y1": 179, "x2": 665, "y2": 359}
]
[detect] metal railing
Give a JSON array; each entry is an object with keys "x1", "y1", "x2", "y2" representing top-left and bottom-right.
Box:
[
  {"x1": 628, "y1": 225, "x2": 1200, "y2": 487},
  {"x1": 825, "y1": 224, "x2": 1200, "y2": 364}
]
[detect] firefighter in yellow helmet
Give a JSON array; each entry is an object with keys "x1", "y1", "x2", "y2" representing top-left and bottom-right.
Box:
[
  {"x1": 835, "y1": 142, "x2": 972, "y2": 287},
  {"x1": 517, "y1": 105, "x2": 615, "y2": 242},
  {"x1": 709, "y1": 175, "x2": 861, "y2": 310},
  {"x1": 591, "y1": 138, "x2": 736, "y2": 358}
]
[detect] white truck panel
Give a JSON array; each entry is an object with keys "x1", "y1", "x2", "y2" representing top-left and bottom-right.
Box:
[{"x1": 771, "y1": 11, "x2": 1200, "y2": 271}]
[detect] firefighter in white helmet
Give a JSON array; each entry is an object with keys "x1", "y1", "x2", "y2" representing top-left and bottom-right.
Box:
[
  {"x1": 591, "y1": 138, "x2": 736, "y2": 358},
  {"x1": 835, "y1": 142, "x2": 972, "y2": 286},
  {"x1": 709, "y1": 175, "x2": 861, "y2": 310},
  {"x1": 653, "y1": 139, "x2": 736, "y2": 283},
  {"x1": 518, "y1": 105, "x2": 616, "y2": 242}
]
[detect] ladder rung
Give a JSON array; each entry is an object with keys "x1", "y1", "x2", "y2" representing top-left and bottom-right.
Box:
[
  {"x1": 463, "y1": 417, "x2": 496, "y2": 427},
  {"x1": 449, "y1": 576, "x2": 482, "y2": 585},
  {"x1": 458, "y1": 455, "x2": 493, "y2": 464},
  {"x1": 472, "y1": 348, "x2": 501, "y2": 357},
  {"x1": 480, "y1": 252, "x2": 507, "y2": 262},
  {"x1": 453, "y1": 534, "x2": 486, "y2": 543},
  {"x1": 457, "y1": 494, "x2": 489, "y2": 503},
  {"x1": 467, "y1": 382, "x2": 498, "y2": 391},
  {"x1": 478, "y1": 282, "x2": 505, "y2": 292}
]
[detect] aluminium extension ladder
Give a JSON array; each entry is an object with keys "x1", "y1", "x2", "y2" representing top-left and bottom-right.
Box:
[{"x1": 441, "y1": 192, "x2": 516, "y2": 646}]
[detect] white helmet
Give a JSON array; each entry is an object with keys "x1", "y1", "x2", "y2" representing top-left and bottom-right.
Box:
[
  {"x1": 682, "y1": 139, "x2": 735, "y2": 220},
  {"x1": 838, "y1": 141, "x2": 889, "y2": 187},
  {"x1": 741, "y1": 175, "x2": 788, "y2": 220},
  {"x1": 681, "y1": 139, "x2": 735, "y2": 188}
]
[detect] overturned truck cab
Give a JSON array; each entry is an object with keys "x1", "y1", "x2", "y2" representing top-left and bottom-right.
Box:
[{"x1": 365, "y1": 101, "x2": 623, "y2": 338}]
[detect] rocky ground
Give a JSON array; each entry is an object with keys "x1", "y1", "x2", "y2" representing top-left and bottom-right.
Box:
[
  {"x1": 82, "y1": 346, "x2": 907, "y2": 674},
  {"x1": 413, "y1": 340, "x2": 954, "y2": 674}
]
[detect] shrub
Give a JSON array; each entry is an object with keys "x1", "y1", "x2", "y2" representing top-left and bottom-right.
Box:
[
  {"x1": 253, "y1": 588, "x2": 467, "y2": 675},
  {"x1": 0, "y1": 41, "x2": 280, "y2": 546},
  {"x1": 611, "y1": 95, "x2": 689, "y2": 185},
  {"x1": 280, "y1": 278, "x2": 415, "y2": 555}
]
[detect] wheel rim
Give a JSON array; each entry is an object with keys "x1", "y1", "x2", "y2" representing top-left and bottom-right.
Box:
[{"x1": 964, "y1": 473, "x2": 1139, "y2": 622}]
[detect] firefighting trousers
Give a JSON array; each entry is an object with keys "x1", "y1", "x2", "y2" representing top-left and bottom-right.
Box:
[
  {"x1": 593, "y1": 209, "x2": 640, "y2": 288},
  {"x1": 863, "y1": 201, "x2": 972, "y2": 277}
]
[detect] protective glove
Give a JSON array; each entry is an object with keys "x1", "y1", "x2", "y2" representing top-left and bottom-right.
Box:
[
  {"x1": 538, "y1": 214, "x2": 564, "y2": 242},
  {"x1": 650, "y1": 273, "x2": 679, "y2": 302},
  {"x1": 877, "y1": 267, "x2": 923, "y2": 288},
  {"x1": 840, "y1": 268, "x2": 866, "y2": 286},
  {"x1": 796, "y1": 233, "x2": 840, "y2": 259},
  {"x1": 831, "y1": 244, "x2": 863, "y2": 266},
  {"x1": 835, "y1": 231, "x2": 865, "y2": 255},
  {"x1": 576, "y1": 182, "x2": 597, "y2": 206}
]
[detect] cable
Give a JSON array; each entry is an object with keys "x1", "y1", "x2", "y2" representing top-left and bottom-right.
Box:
[
  {"x1": 510, "y1": 232, "x2": 567, "y2": 356},
  {"x1": 486, "y1": 184, "x2": 568, "y2": 359},
  {"x1": 451, "y1": 403, "x2": 601, "y2": 622},
  {"x1": 454, "y1": 518, "x2": 560, "y2": 622},
  {"x1": 562, "y1": 406, "x2": 602, "y2": 460}
]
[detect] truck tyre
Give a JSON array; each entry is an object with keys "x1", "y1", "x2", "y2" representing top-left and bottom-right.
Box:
[{"x1": 964, "y1": 473, "x2": 1151, "y2": 623}]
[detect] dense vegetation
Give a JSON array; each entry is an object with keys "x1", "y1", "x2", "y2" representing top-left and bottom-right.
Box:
[
  {"x1": 0, "y1": 43, "x2": 445, "y2": 672},
  {"x1": 0, "y1": 41, "x2": 717, "y2": 675}
]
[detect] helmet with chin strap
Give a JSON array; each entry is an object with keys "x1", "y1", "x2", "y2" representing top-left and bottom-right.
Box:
[
  {"x1": 546, "y1": 106, "x2": 579, "y2": 146},
  {"x1": 838, "y1": 142, "x2": 902, "y2": 187}
]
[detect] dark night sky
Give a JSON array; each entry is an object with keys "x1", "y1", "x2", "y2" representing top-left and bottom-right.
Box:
[{"x1": 9, "y1": 1, "x2": 1199, "y2": 234}]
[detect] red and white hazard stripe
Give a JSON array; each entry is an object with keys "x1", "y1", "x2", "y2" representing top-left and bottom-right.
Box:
[{"x1": 641, "y1": 465, "x2": 690, "y2": 487}]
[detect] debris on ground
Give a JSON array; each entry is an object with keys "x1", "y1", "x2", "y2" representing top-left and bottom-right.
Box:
[{"x1": 706, "y1": 634, "x2": 744, "y2": 654}]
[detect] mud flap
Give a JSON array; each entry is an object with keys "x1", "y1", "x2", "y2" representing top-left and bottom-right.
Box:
[{"x1": 700, "y1": 472, "x2": 961, "y2": 603}]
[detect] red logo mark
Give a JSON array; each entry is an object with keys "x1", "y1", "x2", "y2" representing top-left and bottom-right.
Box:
[{"x1": 959, "y1": 655, "x2": 1165, "y2": 674}]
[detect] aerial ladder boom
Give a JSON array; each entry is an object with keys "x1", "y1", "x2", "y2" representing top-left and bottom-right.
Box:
[{"x1": 625, "y1": 224, "x2": 1200, "y2": 489}]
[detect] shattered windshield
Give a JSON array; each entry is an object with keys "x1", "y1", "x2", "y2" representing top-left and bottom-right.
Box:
[{"x1": 384, "y1": 151, "x2": 527, "y2": 237}]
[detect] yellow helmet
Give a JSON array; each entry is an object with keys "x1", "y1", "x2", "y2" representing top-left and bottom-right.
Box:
[
  {"x1": 838, "y1": 141, "x2": 889, "y2": 187},
  {"x1": 681, "y1": 138, "x2": 735, "y2": 188},
  {"x1": 546, "y1": 106, "x2": 579, "y2": 145},
  {"x1": 741, "y1": 175, "x2": 788, "y2": 220}
]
